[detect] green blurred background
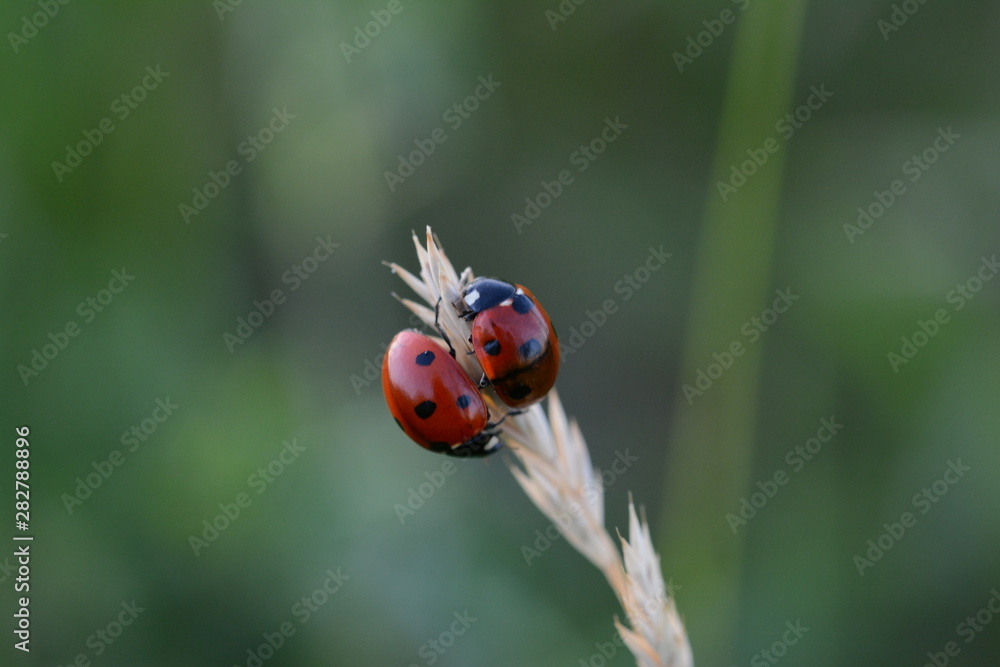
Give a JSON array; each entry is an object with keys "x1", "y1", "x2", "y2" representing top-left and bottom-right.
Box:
[{"x1": 3, "y1": 1, "x2": 999, "y2": 665}]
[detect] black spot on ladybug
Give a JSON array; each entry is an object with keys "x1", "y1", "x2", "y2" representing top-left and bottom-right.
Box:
[
  {"x1": 519, "y1": 338, "x2": 542, "y2": 359},
  {"x1": 414, "y1": 400, "x2": 436, "y2": 419},
  {"x1": 512, "y1": 294, "x2": 532, "y2": 314},
  {"x1": 509, "y1": 383, "x2": 532, "y2": 400},
  {"x1": 393, "y1": 418, "x2": 404, "y2": 432},
  {"x1": 484, "y1": 339, "x2": 501, "y2": 356},
  {"x1": 456, "y1": 394, "x2": 471, "y2": 409},
  {"x1": 415, "y1": 350, "x2": 435, "y2": 366}
]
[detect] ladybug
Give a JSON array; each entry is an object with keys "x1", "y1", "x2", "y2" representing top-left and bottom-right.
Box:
[
  {"x1": 382, "y1": 329, "x2": 502, "y2": 457},
  {"x1": 459, "y1": 277, "x2": 560, "y2": 408}
]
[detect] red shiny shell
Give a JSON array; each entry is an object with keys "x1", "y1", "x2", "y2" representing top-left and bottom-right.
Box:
[
  {"x1": 470, "y1": 284, "x2": 560, "y2": 408},
  {"x1": 382, "y1": 330, "x2": 495, "y2": 456}
]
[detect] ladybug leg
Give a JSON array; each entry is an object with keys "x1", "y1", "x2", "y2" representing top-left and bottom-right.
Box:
[
  {"x1": 485, "y1": 418, "x2": 506, "y2": 431},
  {"x1": 478, "y1": 372, "x2": 489, "y2": 388},
  {"x1": 487, "y1": 408, "x2": 523, "y2": 430},
  {"x1": 433, "y1": 298, "x2": 457, "y2": 358}
]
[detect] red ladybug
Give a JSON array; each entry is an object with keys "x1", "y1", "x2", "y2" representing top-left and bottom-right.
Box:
[
  {"x1": 460, "y1": 277, "x2": 560, "y2": 408},
  {"x1": 382, "y1": 329, "x2": 502, "y2": 457}
]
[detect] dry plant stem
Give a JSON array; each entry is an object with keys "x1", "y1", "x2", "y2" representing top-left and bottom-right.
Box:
[{"x1": 387, "y1": 228, "x2": 693, "y2": 667}]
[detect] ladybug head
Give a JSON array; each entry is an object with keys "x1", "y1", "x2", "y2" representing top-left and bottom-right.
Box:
[{"x1": 461, "y1": 277, "x2": 517, "y2": 315}]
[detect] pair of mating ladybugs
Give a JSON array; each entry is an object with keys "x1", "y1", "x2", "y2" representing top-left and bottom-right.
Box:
[{"x1": 382, "y1": 278, "x2": 560, "y2": 458}]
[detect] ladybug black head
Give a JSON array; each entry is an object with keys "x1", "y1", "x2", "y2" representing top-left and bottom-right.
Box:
[
  {"x1": 448, "y1": 437, "x2": 502, "y2": 458},
  {"x1": 461, "y1": 277, "x2": 516, "y2": 316}
]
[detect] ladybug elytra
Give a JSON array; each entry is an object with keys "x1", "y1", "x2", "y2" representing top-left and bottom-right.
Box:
[
  {"x1": 382, "y1": 329, "x2": 502, "y2": 457},
  {"x1": 460, "y1": 277, "x2": 560, "y2": 408}
]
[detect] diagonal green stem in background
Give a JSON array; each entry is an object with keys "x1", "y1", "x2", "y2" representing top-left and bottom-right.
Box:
[{"x1": 660, "y1": 2, "x2": 807, "y2": 664}]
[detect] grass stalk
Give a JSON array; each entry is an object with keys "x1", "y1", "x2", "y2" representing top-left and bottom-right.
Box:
[
  {"x1": 389, "y1": 228, "x2": 693, "y2": 666},
  {"x1": 659, "y1": 3, "x2": 808, "y2": 664}
]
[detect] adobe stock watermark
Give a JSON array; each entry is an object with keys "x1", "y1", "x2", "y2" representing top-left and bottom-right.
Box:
[
  {"x1": 852, "y1": 458, "x2": 970, "y2": 576},
  {"x1": 844, "y1": 126, "x2": 960, "y2": 244},
  {"x1": 340, "y1": 0, "x2": 415, "y2": 62},
  {"x1": 672, "y1": 0, "x2": 752, "y2": 73},
  {"x1": 350, "y1": 311, "x2": 425, "y2": 396},
  {"x1": 544, "y1": 0, "x2": 589, "y2": 31},
  {"x1": 351, "y1": 340, "x2": 392, "y2": 396},
  {"x1": 17, "y1": 268, "x2": 135, "y2": 386},
  {"x1": 7, "y1": 0, "x2": 73, "y2": 54},
  {"x1": 55, "y1": 600, "x2": 145, "y2": 667},
  {"x1": 521, "y1": 448, "x2": 638, "y2": 565},
  {"x1": 620, "y1": 577, "x2": 683, "y2": 647},
  {"x1": 725, "y1": 417, "x2": 843, "y2": 534},
  {"x1": 406, "y1": 610, "x2": 477, "y2": 667},
  {"x1": 878, "y1": 0, "x2": 933, "y2": 41},
  {"x1": 576, "y1": 629, "x2": 630, "y2": 667},
  {"x1": 61, "y1": 396, "x2": 180, "y2": 514},
  {"x1": 188, "y1": 438, "x2": 306, "y2": 556},
  {"x1": 51, "y1": 65, "x2": 170, "y2": 182},
  {"x1": 179, "y1": 106, "x2": 295, "y2": 224},
  {"x1": 716, "y1": 84, "x2": 833, "y2": 202},
  {"x1": 223, "y1": 235, "x2": 339, "y2": 353},
  {"x1": 232, "y1": 566, "x2": 350, "y2": 667},
  {"x1": 745, "y1": 619, "x2": 810, "y2": 667},
  {"x1": 212, "y1": 0, "x2": 245, "y2": 21},
  {"x1": 886, "y1": 254, "x2": 998, "y2": 373},
  {"x1": 921, "y1": 587, "x2": 1000, "y2": 667},
  {"x1": 13, "y1": 540, "x2": 30, "y2": 653},
  {"x1": 681, "y1": 287, "x2": 799, "y2": 405},
  {"x1": 559, "y1": 244, "x2": 671, "y2": 358},
  {"x1": 510, "y1": 115, "x2": 628, "y2": 234},
  {"x1": 384, "y1": 74, "x2": 502, "y2": 192},
  {"x1": 393, "y1": 457, "x2": 462, "y2": 524}
]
